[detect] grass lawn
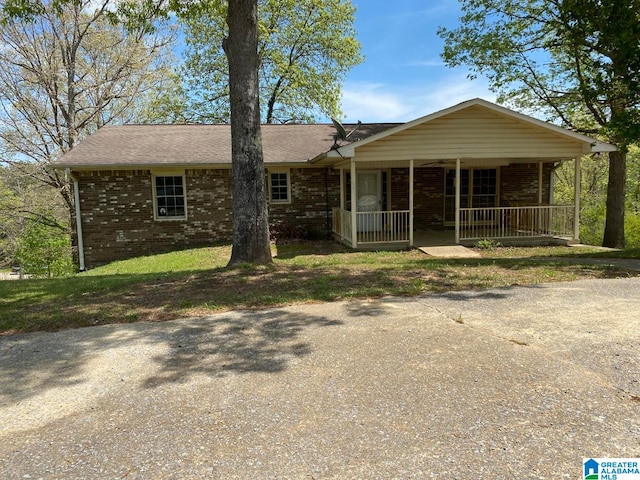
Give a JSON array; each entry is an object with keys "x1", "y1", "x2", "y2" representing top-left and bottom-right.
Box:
[{"x1": 1, "y1": 242, "x2": 638, "y2": 335}]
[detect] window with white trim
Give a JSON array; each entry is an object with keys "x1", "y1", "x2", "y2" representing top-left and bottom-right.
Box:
[
  {"x1": 153, "y1": 174, "x2": 186, "y2": 219},
  {"x1": 269, "y1": 169, "x2": 291, "y2": 204},
  {"x1": 444, "y1": 168, "x2": 497, "y2": 222}
]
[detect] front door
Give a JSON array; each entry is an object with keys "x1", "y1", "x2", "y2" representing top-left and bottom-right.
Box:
[{"x1": 357, "y1": 171, "x2": 382, "y2": 231}]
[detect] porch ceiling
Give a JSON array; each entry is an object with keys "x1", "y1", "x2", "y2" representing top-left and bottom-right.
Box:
[{"x1": 331, "y1": 156, "x2": 569, "y2": 170}]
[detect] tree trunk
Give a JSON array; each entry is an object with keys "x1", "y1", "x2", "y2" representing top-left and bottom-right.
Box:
[
  {"x1": 603, "y1": 149, "x2": 626, "y2": 248},
  {"x1": 224, "y1": 0, "x2": 272, "y2": 266}
]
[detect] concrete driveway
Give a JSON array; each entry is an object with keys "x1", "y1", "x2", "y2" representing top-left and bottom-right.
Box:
[{"x1": 1, "y1": 277, "x2": 639, "y2": 479}]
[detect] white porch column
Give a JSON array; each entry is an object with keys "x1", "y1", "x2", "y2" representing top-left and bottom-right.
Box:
[
  {"x1": 538, "y1": 162, "x2": 544, "y2": 234},
  {"x1": 409, "y1": 159, "x2": 414, "y2": 246},
  {"x1": 455, "y1": 158, "x2": 461, "y2": 244},
  {"x1": 574, "y1": 156, "x2": 581, "y2": 241},
  {"x1": 350, "y1": 158, "x2": 358, "y2": 248}
]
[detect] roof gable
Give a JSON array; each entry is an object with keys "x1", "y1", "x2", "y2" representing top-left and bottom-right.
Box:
[{"x1": 330, "y1": 98, "x2": 615, "y2": 160}]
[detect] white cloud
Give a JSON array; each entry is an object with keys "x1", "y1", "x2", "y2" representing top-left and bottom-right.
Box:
[
  {"x1": 339, "y1": 82, "x2": 414, "y2": 122},
  {"x1": 340, "y1": 74, "x2": 497, "y2": 123}
]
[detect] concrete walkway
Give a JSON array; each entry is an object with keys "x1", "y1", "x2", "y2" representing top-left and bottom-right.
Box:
[
  {"x1": 1, "y1": 277, "x2": 639, "y2": 479},
  {"x1": 414, "y1": 230, "x2": 481, "y2": 258}
]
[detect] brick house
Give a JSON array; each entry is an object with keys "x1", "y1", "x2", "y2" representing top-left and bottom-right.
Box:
[{"x1": 54, "y1": 98, "x2": 615, "y2": 269}]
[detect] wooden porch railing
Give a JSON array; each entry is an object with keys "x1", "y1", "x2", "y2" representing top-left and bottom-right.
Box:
[
  {"x1": 332, "y1": 208, "x2": 411, "y2": 245},
  {"x1": 459, "y1": 205, "x2": 575, "y2": 240}
]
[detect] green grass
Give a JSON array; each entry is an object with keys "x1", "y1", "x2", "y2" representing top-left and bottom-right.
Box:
[
  {"x1": 86, "y1": 245, "x2": 232, "y2": 275},
  {"x1": 1, "y1": 242, "x2": 638, "y2": 335},
  {"x1": 477, "y1": 244, "x2": 640, "y2": 259}
]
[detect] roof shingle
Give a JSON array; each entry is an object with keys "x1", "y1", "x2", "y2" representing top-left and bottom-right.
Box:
[{"x1": 54, "y1": 123, "x2": 399, "y2": 168}]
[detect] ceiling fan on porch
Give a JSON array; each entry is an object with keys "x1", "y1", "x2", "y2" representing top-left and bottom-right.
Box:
[{"x1": 419, "y1": 160, "x2": 458, "y2": 167}]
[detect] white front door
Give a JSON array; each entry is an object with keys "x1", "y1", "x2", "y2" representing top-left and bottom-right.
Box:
[{"x1": 357, "y1": 171, "x2": 382, "y2": 232}]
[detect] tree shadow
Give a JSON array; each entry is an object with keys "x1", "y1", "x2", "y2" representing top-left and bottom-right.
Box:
[
  {"x1": 141, "y1": 309, "x2": 342, "y2": 388},
  {"x1": 272, "y1": 241, "x2": 352, "y2": 260},
  {"x1": 344, "y1": 299, "x2": 390, "y2": 317},
  {"x1": 0, "y1": 308, "x2": 343, "y2": 404}
]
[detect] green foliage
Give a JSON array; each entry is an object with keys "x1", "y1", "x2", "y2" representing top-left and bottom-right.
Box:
[
  {"x1": 474, "y1": 238, "x2": 502, "y2": 250},
  {"x1": 181, "y1": 0, "x2": 363, "y2": 123},
  {"x1": 626, "y1": 213, "x2": 640, "y2": 248},
  {"x1": 15, "y1": 214, "x2": 73, "y2": 278},
  {"x1": 554, "y1": 147, "x2": 640, "y2": 248},
  {"x1": 0, "y1": 0, "x2": 180, "y2": 246},
  {"x1": 0, "y1": 176, "x2": 21, "y2": 264}
]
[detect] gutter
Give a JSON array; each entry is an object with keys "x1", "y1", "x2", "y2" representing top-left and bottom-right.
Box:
[{"x1": 66, "y1": 168, "x2": 86, "y2": 271}]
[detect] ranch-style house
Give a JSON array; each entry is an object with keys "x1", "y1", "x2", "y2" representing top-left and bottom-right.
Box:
[{"x1": 54, "y1": 98, "x2": 615, "y2": 269}]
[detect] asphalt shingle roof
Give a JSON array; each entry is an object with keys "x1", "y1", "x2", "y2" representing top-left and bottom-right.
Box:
[{"x1": 54, "y1": 123, "x2": 399, "y2": 168}]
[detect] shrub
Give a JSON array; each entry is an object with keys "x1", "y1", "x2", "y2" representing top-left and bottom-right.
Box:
[
  {"x1": 15, "y1": 217, "x2": 74, "y2": 278},
  {"x1": 474, "y1": 238, "x2": 502, "y2": 250},
  {"x1": 626, "y1": 212, "x2": 640, "y2": 248},
  {"x1": 269, "y1": 220, "x2": 307, "y2": 244}
]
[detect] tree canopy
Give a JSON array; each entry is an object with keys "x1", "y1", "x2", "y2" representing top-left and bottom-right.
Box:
[
  {"x1": 182, "y1": 0, "x2": 362, "y2": 123},
  {"x1": 439, "y1": 0, "x2": 640, "y2": 248},
  {"x1": 0, "y1": 0, "x2": 179, "y2": 223}
]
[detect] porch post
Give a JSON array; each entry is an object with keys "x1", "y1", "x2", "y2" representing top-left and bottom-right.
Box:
[
  {"x1": 538, "y1": 162, "x2": 544, "y2": 234},
  {"x1": 409, "y1": 159, "x2": 414, "y2": 246},
  {"x1": 455, "y1": 158, "x2": 461, "y2": 244},
  {"x1": 350, "y1": 158, "x2": 358, "y2": 248},
  {"x1": 573, "y1": 156, "x2": 581, "y2": 241}
]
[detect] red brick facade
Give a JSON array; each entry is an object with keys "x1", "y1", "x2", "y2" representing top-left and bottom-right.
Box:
[
  {"x1": 74, "y1": 162, "x2": 551, "y2": 268},
  {"x1": 76, "y1": 167, "x2": 342, "y2": 268}
]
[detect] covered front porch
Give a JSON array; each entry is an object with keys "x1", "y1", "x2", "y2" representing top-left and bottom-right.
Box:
[
  {"x1": 330, "y1": 159, "x2": 581, "y2": 250},
  {"x1": 313, "y1": 99, "x2": 615, "y2": 251}
]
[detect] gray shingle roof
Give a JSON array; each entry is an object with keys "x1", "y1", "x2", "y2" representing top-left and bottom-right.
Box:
[{"x1": 54, "y1": 123, "x2": 399, "y2": 168}]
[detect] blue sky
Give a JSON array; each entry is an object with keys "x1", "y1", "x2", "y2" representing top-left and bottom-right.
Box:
[{"x1": 340, "y1": 0, "x2": 495, "y2": 123}]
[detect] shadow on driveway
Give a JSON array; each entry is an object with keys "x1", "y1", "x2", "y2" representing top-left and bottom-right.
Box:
[{"x1": 0, "y1": 308, "x2": 343, "y2": 404}]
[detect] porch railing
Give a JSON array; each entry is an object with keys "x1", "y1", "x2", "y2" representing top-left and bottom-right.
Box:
[
  {"x1": 333, "y1": 207, "x2": 353, "y2": 244},
  {"x1": 459, "y1": 205, "x2": 575, "y2": 240},
  {"x1": 332, "y1": 208, "x2": 411, "y2": 245}
]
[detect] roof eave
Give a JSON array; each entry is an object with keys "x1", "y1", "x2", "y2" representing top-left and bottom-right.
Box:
[
  {"x1": 53, "y1": 162, "x2": 233, "y2": 170},
  {"x1": 309, "y1": 148, "x2": 353, "y2": 165},
  {"x1": 591, "y1": 142, "x2": 617, "y2": 153}
]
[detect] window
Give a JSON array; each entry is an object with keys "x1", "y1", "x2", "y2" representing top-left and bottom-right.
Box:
[
  {"x1": 444, "y1": 168, "x2": 497, "y2": 222},
  {"x1": 154, "y1": 174, "x2": 186, "y2": 219},
  {"x1": 269, "y1": 170, "x2": 290, "y2": 203}
]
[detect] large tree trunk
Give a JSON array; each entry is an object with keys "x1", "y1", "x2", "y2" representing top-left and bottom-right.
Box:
[
  {"x1": 224, "y1": 0, "x2": 272, "y2": 266},
  {"x1": 603, "y1": 150, "x2": 626, "y2": 248}
]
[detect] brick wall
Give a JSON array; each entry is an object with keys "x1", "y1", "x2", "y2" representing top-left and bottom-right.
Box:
[
  {"x1": 500, "y1": 163, "x2": 553, "y2": 205},
  {"x1": 268, "y1": 167, "x2": 340, "y2": 236},
  {"x1": 76, "y1": 167, "x2": 340, "y2": 268},
  {"x1": 390, "y1": 168, "x2": 445, "y2": 229},
  {"x1": 76, "y1": 169, "x2": 235, "y2": 267}
]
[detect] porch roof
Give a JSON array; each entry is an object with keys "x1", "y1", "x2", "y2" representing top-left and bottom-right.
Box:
[{"x1": 310, "y1": 98, "x2": 616, "y2": 166}]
